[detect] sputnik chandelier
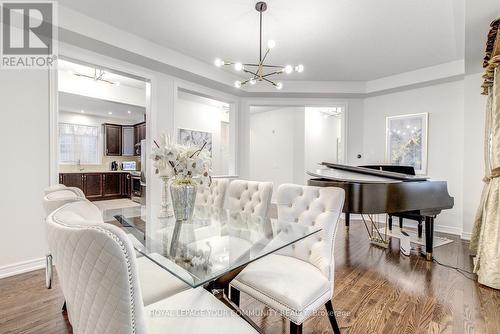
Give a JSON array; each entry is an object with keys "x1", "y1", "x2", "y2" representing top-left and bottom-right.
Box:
[{"x1": 214, "y1": 1, "x2": 304, "y2": 90}]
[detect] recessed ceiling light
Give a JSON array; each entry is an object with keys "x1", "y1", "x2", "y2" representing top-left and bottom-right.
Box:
[
  {"x1": 127, "y1": 110, "x2": 131, "y2": 114},
  {"x1": 115, "y1": 81, "x2": 120, "y2": 86},
  {"x1": 80, "y1": 109, "x2": 85, "y2": 113},
  {"x1": 108, "y1": 112, "x2": 113, "y2": 115}
]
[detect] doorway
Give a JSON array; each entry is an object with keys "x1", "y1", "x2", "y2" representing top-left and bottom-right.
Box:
[
  {"x1": 248, "y1": 105, "x2": 346, "y2": 198},
  {"x1": 54, "y1": 58, "x2": 151, "y2": 227}
]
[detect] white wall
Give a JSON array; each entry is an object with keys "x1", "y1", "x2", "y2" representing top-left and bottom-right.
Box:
[
  {"x1": 362, "y1": 80, "x2": 465, "y2": 235},
  {"x1": 304, "y1": 108, "x2": 342, "y2": 178},
  {"x1": 462, "y1": 73, "x2": 487, "y2": 238},
  {"x1": 345, "y1": 99, "x2": 365, "y2": 165},
  {"x1": 249, "y1": 107, "x2": 304, "y2": 195},
  {"x1": 0, "y1": 70, "x2": 50, "y2": 277},
  {"x1": 175, "y1": 93, "x2": 228, "y2": 175},
  {"x1": 249, "y1": 106, "x2": 344, "y2": 195}
]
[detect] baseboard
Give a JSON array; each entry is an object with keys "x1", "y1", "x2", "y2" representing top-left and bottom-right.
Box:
[
  {"x1": 0, "y1": 257, "x2": 45, "y2": 279},
  {"x1": 461, "y1": 232, "x2": 472, "y2": 241},
  {"x1": 345, "y1": 214, "x2": 462, "y2": 236}
]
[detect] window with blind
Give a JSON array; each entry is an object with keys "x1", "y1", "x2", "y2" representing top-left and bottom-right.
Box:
[{"x1": 59, "y1": 123, "x2": 100, "y2": 164}]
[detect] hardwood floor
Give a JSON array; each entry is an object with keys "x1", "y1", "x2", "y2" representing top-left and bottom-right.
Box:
[{"x1": 0, "y1": 221, "x2": 498, "y2": 334}]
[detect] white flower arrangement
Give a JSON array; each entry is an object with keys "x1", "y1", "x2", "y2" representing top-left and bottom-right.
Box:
[{"x1": 151, "y1": 133, "x2": 211, "y2": 186}]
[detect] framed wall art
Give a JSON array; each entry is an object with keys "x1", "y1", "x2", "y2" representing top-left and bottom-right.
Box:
[{"x1": 385, "y1": 113, "x2": 428, "y2": 174}]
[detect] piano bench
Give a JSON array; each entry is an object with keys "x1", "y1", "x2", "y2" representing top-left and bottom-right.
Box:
[{"x1": 388, "y1": 212, "x2": 424, "y2": 238}]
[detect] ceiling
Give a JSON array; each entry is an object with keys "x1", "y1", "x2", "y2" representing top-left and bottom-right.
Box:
[
  {"x1": 59, "y1": 92, "x2": 145, "y2": 122},
  {"x1": 58, "y1": 0, "x2": 466, "y2": 81}
]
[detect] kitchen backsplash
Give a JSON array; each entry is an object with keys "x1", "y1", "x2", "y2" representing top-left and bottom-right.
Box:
[{"x1": 59, "y1": 155, "x2": 141, "y2": 173}]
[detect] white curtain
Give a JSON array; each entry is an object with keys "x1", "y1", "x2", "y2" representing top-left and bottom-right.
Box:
[{"x1": 59, "y1": 123, "x2": 99, "y2": 164}]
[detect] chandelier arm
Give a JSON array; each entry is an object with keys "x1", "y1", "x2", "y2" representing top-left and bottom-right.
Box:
[
  {"x1": 243, "y1": 68, "x2": 259, "y2": 77},
  {"x1": 261, "y1": 70, "x2": 284, "y2": 78},
  {"x1": 240, "y1": 79, "x2": 251, "y2": 86},
  {"x1": 97, "y1": 70, "x2": 105, "y2": 81},
  {"x1": 260, "y1": 64, "x2": 286, "y2": 68},
  {"x1": 261, "y1": 76, "x2": 277, "y2": 86}
]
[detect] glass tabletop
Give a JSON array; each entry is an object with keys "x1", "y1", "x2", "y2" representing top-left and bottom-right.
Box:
[{"x1": 102, "y1": 204, "x2": 322, "y2": 288}]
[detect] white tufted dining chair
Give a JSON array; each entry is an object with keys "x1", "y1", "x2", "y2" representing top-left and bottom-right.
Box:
[
  {"x1": 45, "y1": 200, "x2": 190, "y2": 307},
  {"x1": 42, "y1": 190, "x2": 88, "y2": 289},
  {"x1": 44, "y1": 184, "x2": 68, "y2": 194},
  {"x1": 43, "y1": 190, "x2": 87, "y2": 216},
  {"x1": 230, "y1": 184, "x2": 345, "y2": 334},
  {"x1": 46, "y1": 201, "x2": 257, "y2": 334},
  {"x1": 223, "y1": 179, "x2": 273, "y2": 217},
  {"x1": 44, "y1": 184, "x2": 86, "y2": 198},
  {"x1": 196, "y1": 178, "x2": 229, "y2": 208}
]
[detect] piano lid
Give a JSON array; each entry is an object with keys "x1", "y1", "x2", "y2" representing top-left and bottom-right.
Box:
[{"x1": 306, "y1": 163, "x2": 429, "y2": 183}]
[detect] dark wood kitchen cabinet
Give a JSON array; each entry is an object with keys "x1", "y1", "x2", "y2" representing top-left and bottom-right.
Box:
[
  {"x1": 59, "y1": 172, "x2": 131, "y2": 200},
  {"x1": 83, "y1": 173, "x2": 102, "y2": 200},
  {"x1": 104, "y1": 122, "x2": 145, "y2": 157},
  {"x1": 102, "y1": 173, "x2": 122, "y2": 197},
  {"x1": 122, "y1": 173, "x2": 131, "y2": 197},
  {"x1": 134, "y1": 122, "x2": 146, "y2": 156},
  {"x1": 60, "y1": 173, "x2": 84, "y2": 191},
  {"x1": 104, "y1": 124, "x2": 122, "y2": 156}
]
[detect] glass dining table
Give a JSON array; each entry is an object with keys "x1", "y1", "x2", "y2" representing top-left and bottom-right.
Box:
[
  {"x1": 102, "y1": 203, "x2": 321, "y2": 332},
  {"x1": 102, "y1": 204, "x2": 322, "y2": 289}
]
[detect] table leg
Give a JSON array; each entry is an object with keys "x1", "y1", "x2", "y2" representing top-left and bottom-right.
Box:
[{"x1": 424, "y1": 216, "x2": 434, "y2": 261}]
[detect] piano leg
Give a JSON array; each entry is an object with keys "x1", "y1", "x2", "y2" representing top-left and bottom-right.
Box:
[
  {"x1": 345, "y1": 213, "x2": 350, "y2": 232},
  {"x1": 424, "y1": 216, "x2": 434, "y2": 261},
  {"x1": 418, "y1": 218, "x2": 423, "y2": 238}
]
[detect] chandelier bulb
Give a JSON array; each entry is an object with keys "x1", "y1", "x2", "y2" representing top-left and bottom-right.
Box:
[
  {"x1": 267, "y1": 40, "x2": 276, "y2": 49},
  {"x1": 294, "y1": 64, "x2": 304, "y2": 73},
  {"x1": 275, "y1": 82, "x2": 283, "y2": 90},
  {"x1": 234, "y1": 80, "x2": 242, "y2": 88},
  {"x1": 234, "y1": 62, "x2": 244, "y2": 71},
  {"x1": 284, "y1": 65, "x2": 293, "y2": 74},
  {"x1": 214, "y1": 58, "x2": 224, "y2": 67},
  {"x1": 249, "y1": 78, "x2": 257, "y2": 85}
]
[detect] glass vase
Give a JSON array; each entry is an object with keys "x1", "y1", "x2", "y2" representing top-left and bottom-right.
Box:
[
  {"x1": 158, "y1": 176, "x2": 174, "y2": 218},
  {"x1": 170, "y1": 181, "x2": 197, "y2": 221}
]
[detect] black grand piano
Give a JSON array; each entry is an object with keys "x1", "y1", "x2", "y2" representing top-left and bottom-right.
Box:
[{"x1": 307, "y1": 163, "x2": 454, "y2": 260}]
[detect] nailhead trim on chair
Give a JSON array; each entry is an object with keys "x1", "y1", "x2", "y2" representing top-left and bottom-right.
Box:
[
  {"x1": 52, "y1": 215, "x2": 139, "y2": 334},
  {"x1": 232, "y1": 279, "x2": 331, "y2": 325}
]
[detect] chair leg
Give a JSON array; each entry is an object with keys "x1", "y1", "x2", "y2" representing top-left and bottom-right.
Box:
[
  {"x1": 325, "y1": 300, "x2": 341, "y2": 334},
  {"x1": 399, "y1": 217, "x2": 404, "y2": 229},
  {"x1": 45, "y1": 254, "x2": 53, "y2": 289},
  {"x1": 290, "y1": 321, "x2": 303, "y2": 334},
  {"x1": 230, "y1": 286, "x2": 240, "y2": 307}
]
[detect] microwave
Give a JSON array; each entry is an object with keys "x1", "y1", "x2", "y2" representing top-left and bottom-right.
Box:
[{"x1": 121, "y1": 161, "x2": 137, "y2": 171}]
